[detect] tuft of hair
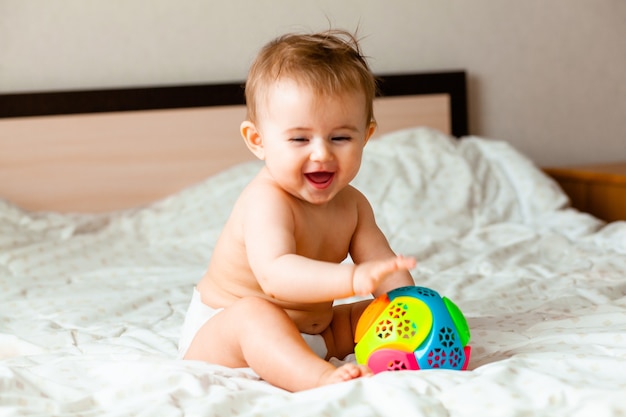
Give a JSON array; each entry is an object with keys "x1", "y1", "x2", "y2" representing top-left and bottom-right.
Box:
[{"x1": 244, "y1": 29, "x2": 378, "y2": 124}]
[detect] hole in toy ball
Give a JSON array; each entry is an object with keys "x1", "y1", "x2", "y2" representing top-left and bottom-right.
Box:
[
  {"x1": 427, "y1": 348, "x2": 449, "y2": 368},
  {"x1": 449, "y1": 348, "x2": 462, "y2": 366},
  {"x1": 438, "y1": 327, "x2": 456, "y2": 348},
  {"x1": 414, "y1": 287, "x2": 437, "y2": 298},
  {"x1": 388, "y1": 301, "x2": 409, "y2": 319},
  {"x1": 387, "y1": 360, "x2": 409, "y2": 371},
  {"x1": 426, "y1": 347, "x2": 463, "y2": 368},
  {"x1": 375, "y1": 319, "x2": 394, "y2": 339},
  {"x1": 450, "y1": 347, "x2": 462, "y2": 367},
  {"x1": 396, "y1": 319, "x2": 417, "y2": 339}
]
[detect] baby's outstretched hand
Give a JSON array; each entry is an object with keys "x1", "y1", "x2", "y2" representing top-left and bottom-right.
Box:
[{"x1": 352, "y1": 255, "x2": 416, "y2": 296}]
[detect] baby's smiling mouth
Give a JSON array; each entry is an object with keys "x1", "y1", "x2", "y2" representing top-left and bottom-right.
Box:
[{"x1": 305, "y1": 171, "x2": 335, "y2": 189}]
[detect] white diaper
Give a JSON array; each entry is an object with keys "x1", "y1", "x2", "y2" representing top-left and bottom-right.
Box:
[
  {"x1": 178, "y1": 288, "x2": 328, "y2": 359},
  {"x1": 178, "y1": 288, "x2": 224, "y2": 358}
]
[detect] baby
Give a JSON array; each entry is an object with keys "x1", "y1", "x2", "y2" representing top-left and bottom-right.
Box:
[{"x1": 179, "y1": 30, "x2": 415, "y2": 392}]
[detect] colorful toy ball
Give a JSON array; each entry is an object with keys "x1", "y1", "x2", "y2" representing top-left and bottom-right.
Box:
[{"x1": 354, "y1": 286, "x2": 471, "y2": 373}]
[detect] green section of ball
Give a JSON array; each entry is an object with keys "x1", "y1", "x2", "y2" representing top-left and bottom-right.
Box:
[{"x1": 443, "y1": 297, "x2": 470, "y2": 346}]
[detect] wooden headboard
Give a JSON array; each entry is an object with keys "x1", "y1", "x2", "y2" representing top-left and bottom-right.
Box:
[{"x1": 0, "y1": 71, "x2": 467, "y2": 213}]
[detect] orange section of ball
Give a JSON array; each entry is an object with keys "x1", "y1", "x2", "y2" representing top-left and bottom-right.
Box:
[{"x1": 354, "y1": 294, "x2": 390, "y2": 343}]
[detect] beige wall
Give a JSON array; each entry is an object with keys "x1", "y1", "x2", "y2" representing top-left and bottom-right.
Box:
[{"x1": 1, "y1": 0, "x2": 624, "y2": 166}]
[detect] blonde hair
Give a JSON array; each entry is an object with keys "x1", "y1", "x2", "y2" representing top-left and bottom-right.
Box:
[{"x1": 244, "y1": 29, "x2": 377, "y2": 125}]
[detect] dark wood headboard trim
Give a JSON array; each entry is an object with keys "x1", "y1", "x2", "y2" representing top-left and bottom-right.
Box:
[
  {"x1": 0, "y1": 83, "x2": 246, "y2": 118},
  {"x1": 0, "y1": 71, "x2": 468, "y2": 136},
  {"x1": 377, "y1": 71, "x2": 467, "y2": 137}
]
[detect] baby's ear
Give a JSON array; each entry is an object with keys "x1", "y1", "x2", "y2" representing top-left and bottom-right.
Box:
[
  {"x1": 364, "y1": 121, "x2": 377, "y2": 145},
  {"x1": 241, "y1": 121, "x2": 265, "y2": 160}
]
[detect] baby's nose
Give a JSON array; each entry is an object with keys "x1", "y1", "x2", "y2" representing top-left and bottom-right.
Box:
[{"x1": 310, "y1": 140, "x2": 331, "y2": 161}]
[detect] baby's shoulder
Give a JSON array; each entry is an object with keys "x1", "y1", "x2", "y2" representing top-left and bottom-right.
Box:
[
  {"x1": 233, "y1": 174, "x2": 293, "y2": 215},
  {"x1": 343, "y1": 184, "x2": 366, "y2": 198},
  {"x1": 240, "y1": 174, "x2": 288, "y2": 201},
  {"x1": 339, "y1": 186, "x2": 377, "y2": 222},
  {"x1": 340, "y1": 185, "x2": 370, "y2": 207}
]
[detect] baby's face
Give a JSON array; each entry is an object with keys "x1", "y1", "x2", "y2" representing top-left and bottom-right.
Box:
[{"x1": 255, "y1": 79, "x2": 374, "y2": 205}]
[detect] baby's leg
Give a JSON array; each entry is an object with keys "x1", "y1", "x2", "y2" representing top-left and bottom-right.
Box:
[
  {"x1": 184, "y1": 296, "x2": 370, "y2": 391},
  {"x1": 322, "y1": 300, "x2": 372, "y2": 360}
]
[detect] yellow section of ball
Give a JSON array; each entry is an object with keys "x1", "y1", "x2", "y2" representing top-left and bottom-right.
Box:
[{"x1": 355, "y1": 296, "x2": 433, "y2": 365}]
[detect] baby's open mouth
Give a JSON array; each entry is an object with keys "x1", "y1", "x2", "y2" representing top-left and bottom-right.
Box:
[{"x1": 305, "y1": 172, "x2": 334, "y2": 188}]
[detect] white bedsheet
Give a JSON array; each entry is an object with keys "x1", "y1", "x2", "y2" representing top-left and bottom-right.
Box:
[{"x1": 1, "y1": 128, "x2": 625, "y2": 416}]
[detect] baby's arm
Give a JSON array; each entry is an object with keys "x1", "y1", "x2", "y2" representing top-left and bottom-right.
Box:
[
  {"x1": 241, "y1": 185, "x2": 352, "y2": 302},
  {"x1": 255, "y1": 252, "x2": 414, "y2": 301},
  {"x1": 349, "y1": 191, "x2": 416, "y2": 296},
  {"x1": 241, "y1": 184, "x2": 412, "y2": 303}
]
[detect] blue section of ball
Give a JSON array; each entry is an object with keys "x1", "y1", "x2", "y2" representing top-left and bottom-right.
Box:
[{"x1": 387, "y1": 286, "x2": 469, "y2": 370}]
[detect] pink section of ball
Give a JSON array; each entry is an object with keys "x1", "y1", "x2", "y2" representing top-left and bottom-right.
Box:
[{"x1": 367, "y1": 349, "x2": 420, "y2": 374}]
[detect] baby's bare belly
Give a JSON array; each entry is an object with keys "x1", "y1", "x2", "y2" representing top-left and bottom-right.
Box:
[{"x1": 285, "y1": 305, "x2": 333, "y2": 334}]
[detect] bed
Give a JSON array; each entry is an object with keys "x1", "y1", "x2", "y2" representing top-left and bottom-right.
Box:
[{"x1": 1, "y1": 71, "x2": 625, "y2": 416}]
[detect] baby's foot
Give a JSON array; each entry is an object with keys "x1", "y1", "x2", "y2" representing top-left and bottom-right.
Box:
[{"x1": 319, "y1": 363, "x2": 373, "y2": 386}]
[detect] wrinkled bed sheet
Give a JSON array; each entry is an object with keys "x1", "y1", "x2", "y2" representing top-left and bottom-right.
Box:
[{"x1": 1, "y1": 128, "x2": 625, "y2": 416}]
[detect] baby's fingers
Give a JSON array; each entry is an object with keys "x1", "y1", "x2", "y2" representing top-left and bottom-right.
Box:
[
  {"x1": 376, "y1": 255, "x2": 415, "y2": 276},
  {"x1": 395, "y1": 255, "x2": 416, "y2": 270},
  {"x1": 353, "y1": 255, "x2": 416, "y2": 296}
]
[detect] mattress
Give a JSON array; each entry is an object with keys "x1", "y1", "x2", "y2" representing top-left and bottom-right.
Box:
[{"x1": 1, "y1": 128, "x2": 625, "y2": 416}]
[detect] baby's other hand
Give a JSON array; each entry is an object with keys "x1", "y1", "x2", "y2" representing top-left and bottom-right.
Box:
[{"x1": 352, "y1": 255, "x2": 416, "y2": 296}]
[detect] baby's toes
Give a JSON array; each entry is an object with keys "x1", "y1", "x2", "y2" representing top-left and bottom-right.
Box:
[{"x1": 339, "y1": 363, "x2": 372, "y2": 380}]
